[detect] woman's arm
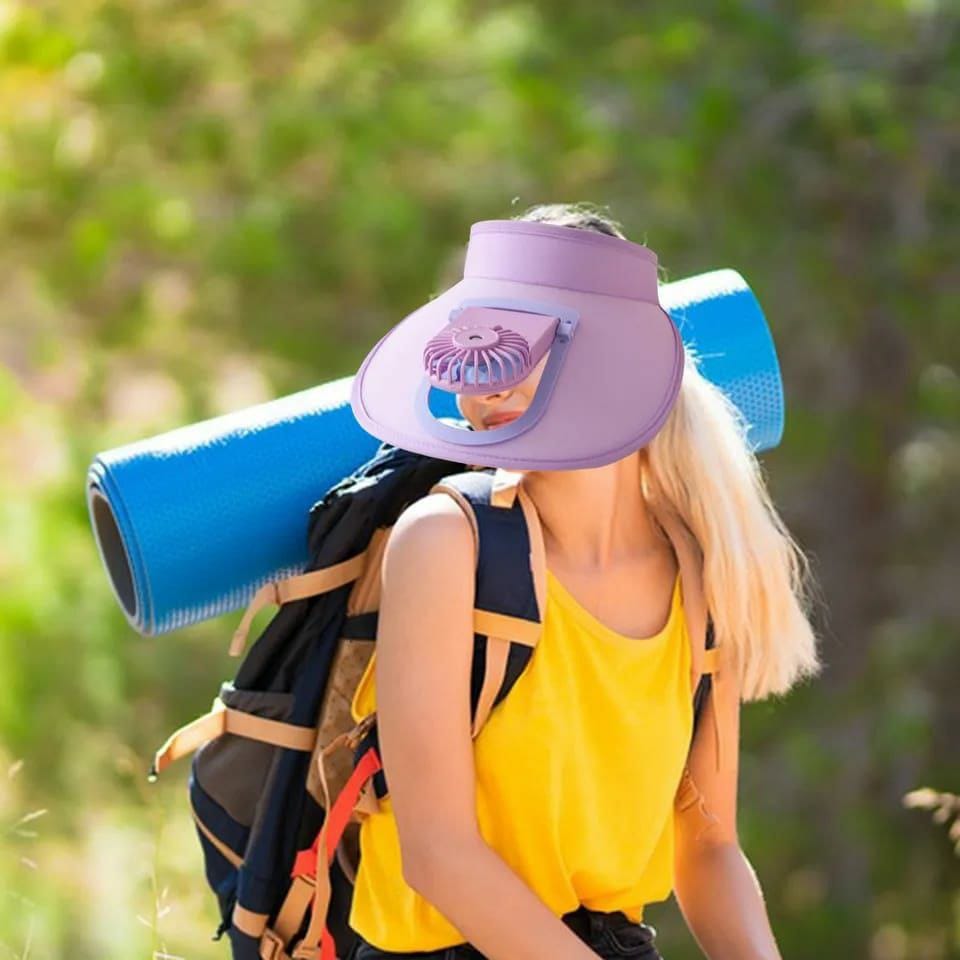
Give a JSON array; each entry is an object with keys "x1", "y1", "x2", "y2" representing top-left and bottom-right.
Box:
[
  {"x1": 374, "y1": 492, "x2": 598, "y2": 960},
  {"x1": 673, "y1": 655, "x2": 782, "y2": 960}
]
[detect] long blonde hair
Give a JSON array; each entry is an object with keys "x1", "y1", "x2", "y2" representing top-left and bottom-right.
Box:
[{"x1": 516, "y1": 202, "x2": 823, "y2": 701}]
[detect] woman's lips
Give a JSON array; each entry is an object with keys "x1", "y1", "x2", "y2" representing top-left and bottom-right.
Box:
[{"x1": 483, "y1": 410, "x2": 523, "y2": 428}]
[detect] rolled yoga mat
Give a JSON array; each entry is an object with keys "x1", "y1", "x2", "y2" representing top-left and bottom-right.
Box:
[{"x1": 87, "y1": 267, "x2": 784, "y2": 636}]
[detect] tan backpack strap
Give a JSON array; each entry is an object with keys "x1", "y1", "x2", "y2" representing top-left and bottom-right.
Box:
[
  {"x1": 709, "y1": 642, "x2": 738, "y2": 774},
  {"x1": 429, "y1": 475, "x2": 540, "y2": 641},
  {"x1": 230, "y1": 550, "x2": 371, "y2": 657},
  {"x1": 430, "y1": 472, "x2": 546, "y2": 744},
  {"x1": 701, "y1": 646, "x2": 720, "y2": 675},
  {"x1": 190, "y1": 791, "x2": 244, "y2": 868},
  {"x1": 289, "y1": 718, "x2": 380, "y2": 952},
  {"x1": 194, "y1": 794, "x2": 296, "y2": 957},
  {"x1": 231, "y1": 904, "x2": 269, "y2": 938},
  {"x1": 515, "y1": 480, "x2": 547, "y2": 622},
  {"x1": 490, "y1": 467, "x2": 523, "y2": 508},
  {"x1": 152, "y1": 700, "x2": 228, "y2": 777},
  {"x1": 268, "y1": 735, "x2": 341, "y2": 960},
  {"x1": 429, "y1": 469, "x2": 546, "y2": 619},
  {"x1": 470, "y1": 636, "x2": 510, "y2": 738},
  {"x1": 292, "y1": 735, "x2": 384, "y2": 958},
  {"x1": 648, "y1": 502, "x2": 707, "y2": 699},
  {"x1": 288, "y1": 739, "x2": 337, "y2": 959},
  {"x1": 274, "y1": 875, "x2": 316, "y2": 943},
  {"x1": 259, "y1": 928, "x2": 294, "y2": 960},
  {"x1": 473, "y1": 477, "x2": 547, "y2": 738},
  {"x1": 293, "y1": 848, "x2": 332, "y2": 958},
  {"x1": 472, "y1": 609, "x2": 540, "y2": 646},
  {"x1": 225, "y1": 709, "x2": 317, "y2": 751},
  {"x1": 712, "y1": 670, "x2": 725, "y2": 773},
  {"x1": 696, "y1": 643, "x2": 724, "y2": 772},
  {"x1": 151, "y1": 699, "x2": 317, "y2": 777},
  {"x1": 647, "y1": 499, "x2": 738, "y2": 775}
]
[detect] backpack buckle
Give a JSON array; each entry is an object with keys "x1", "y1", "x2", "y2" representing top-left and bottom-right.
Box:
[
  {"x1": 344, "y1": 712, "x2": 376, "y2": 751},
  {"x1": 258, "y1": 928, "x2": 286, "y2": 960},
  {"x1": 291, "y1": 944, "x2": 318, "y2": 959}
]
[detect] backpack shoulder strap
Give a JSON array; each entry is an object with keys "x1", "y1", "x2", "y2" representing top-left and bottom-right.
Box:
[
  {"x1": 429, "y1": 467, "x2": 546, "y2": 738},
  {"x1": 431, "y1": 472, "x2": 734, "y2": 775},
  {"x1": 649, "y1": 499, "x2": 734, "y2": 777}
]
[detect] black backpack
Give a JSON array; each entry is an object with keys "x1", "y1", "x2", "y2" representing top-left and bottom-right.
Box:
[{"x1": 151, "y1": 440, "x2": 715, "y2": 960}]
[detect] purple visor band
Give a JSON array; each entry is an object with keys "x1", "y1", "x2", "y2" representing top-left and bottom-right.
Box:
[{"x1": 464, "y1": 219, "x2": 660, "y2": 303}]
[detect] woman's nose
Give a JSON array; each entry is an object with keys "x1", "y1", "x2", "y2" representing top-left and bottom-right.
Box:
[{"x1": 479, "y1": 386, "x2": 512, "y2": 404}]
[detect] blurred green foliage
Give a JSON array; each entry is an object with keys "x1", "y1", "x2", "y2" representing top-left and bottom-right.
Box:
[{"x1": 1, "y1": 0, "x2": 958, "y2": 957}]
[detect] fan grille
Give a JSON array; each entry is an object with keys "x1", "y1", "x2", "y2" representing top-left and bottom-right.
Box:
[{"x1": 423, "y1": 323, "x2": 533, "y2": 393}]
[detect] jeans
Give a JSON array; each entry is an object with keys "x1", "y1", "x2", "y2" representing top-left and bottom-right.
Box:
[{"x1": 348, "y1": 904, "x2": 663, "y2": 959}]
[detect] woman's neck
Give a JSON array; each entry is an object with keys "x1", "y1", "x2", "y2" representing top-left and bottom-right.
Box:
[{"x1": 519, "y1": 451, "x2": 668, "y2": 573}]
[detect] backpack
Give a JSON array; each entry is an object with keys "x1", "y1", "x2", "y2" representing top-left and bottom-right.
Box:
[{"x1": 151, "y1": 440, "x2": 716, "y2": 960}]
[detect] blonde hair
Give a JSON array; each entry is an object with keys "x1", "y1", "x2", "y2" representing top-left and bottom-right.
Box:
[
  {"x1": 643, "y1": 347, "x2": 822, "y2": 700},
  {"x1": 515, "y1": 201, "x2": 823, "y2": 701}
]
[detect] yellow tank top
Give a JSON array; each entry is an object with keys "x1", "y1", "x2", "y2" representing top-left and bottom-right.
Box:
[{"x1": 347, "y1": 566, "x2": 694, "y2": 952}]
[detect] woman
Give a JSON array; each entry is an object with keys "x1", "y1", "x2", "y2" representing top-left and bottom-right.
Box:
[{"x1": 345, "y1": 203, "x2": 821, "y2": 959}]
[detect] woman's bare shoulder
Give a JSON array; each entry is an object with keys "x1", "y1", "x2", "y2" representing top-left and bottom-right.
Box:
[
  {"x1": 380, "y1": 491, "x2": 477, "y2": 614},
  {"x1": 384, "y1": 491, "x2": 474, "y2": 569},
  {"x1": 372, "y1": 491, "x2": 483, "y2": 875}
]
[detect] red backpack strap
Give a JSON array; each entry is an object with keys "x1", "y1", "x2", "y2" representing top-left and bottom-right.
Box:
[{"x1": 271, "y1": 725, "x2": 382, "y2": 960}]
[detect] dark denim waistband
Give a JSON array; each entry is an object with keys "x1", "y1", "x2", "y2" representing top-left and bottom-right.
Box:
[
  {"x1": 349, "y1": 903, "x2": 661, "y2": 960},
  {"x1": 563, "y1": 902, "x2": 601, "y2": 939}
]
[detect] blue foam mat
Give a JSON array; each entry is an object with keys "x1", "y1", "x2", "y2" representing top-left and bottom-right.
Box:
[{"x1": 86, "y1": 267, "x2": 783, "y2": 635}]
